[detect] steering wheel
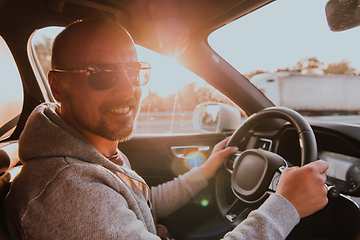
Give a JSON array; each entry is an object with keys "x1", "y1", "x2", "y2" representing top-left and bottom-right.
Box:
[{"x1": 215, "y1": 107, "x2": 318, "y2": 225}]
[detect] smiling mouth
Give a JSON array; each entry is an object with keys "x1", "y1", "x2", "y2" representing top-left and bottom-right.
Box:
[{"x1": 109, "y1": 107, "x2": 131, "y2": 114}]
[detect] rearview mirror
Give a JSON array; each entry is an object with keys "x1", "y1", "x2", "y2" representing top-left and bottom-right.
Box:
[
  {"x1": 325, "y1": 0, "x2": 360, "y2": 31},
  {"x1": 192, "y1": 102, "x2": 242, "y2": 133}
]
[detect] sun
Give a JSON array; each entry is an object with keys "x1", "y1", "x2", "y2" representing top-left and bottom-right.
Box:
[{"x1": 136, "y1": 45, "x2": 204, "y2": 99}]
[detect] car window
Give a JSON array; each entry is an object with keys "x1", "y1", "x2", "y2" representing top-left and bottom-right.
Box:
[
  {"x1": 209, "y1": 0, "x2": 360, "y2": 125},
  {"x1": 135, "y1": 45, "x2": 238, "y2": 134},
  {"x1": 32, "y1": 27, "x2": 240, "y2": 135},
  {"x1": 0, "y1": 36, "x2": 23, "y2": 140}
]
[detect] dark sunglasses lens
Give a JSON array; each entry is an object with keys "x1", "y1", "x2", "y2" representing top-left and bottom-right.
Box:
[{"x1": 87, "y1": 64, "x2": 119, "y2": 90}]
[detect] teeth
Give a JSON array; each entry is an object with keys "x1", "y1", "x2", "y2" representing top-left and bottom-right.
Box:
[{"x1": 110, "y1": 107, "x2": 130, "y2": 114}]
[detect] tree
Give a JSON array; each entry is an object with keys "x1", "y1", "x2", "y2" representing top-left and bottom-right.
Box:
[
  {"x1": 323, "y1": 59, "x2": 356, "y2": 75},
  {"x1": 244, "y1": 70, "x2": 268, "y2": 80},
  {"x1": 34, "y1": 37, "x2": 52, "y2": 74},
  {"x1": 176, "y1": 83, "x2": 236, "y2": 111},
  {"x1": 177, "y1": 83, "x2": 198, "y2": 111},
  {"x1": 140, "y1": 82, "x2": 236, "y2": 113},
  {"x1": 248, "y1": 57, "x2": 359, "y2": 82},
  {"x1": 276, "y1": 57, "x2": 325, "y2": 74},
  {"x1": 276, "y1": 67, "x2": 293, "y2": 73},
  {"x1": 293, "y1": 57, "x2": 324, "y2": 74},
  {"x1": 140, "y1": 91, "x2": 176, "y2": 112}
]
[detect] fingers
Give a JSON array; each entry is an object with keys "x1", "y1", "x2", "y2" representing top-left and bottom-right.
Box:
[
  {"x1": 213, "y1": 137, "x2": 238, "y2": 157},
  {"x1": 304, "y1": 159, "x2": 329, "y2": 173},
  {"x1": 276, "y1": 160, "x2": 329, "y2": 218},
  {"x1": 213, "y1": 147, "x2": 238, "y2": 162},
  {"x1": 221, "y1": 146, "x2": 238, "y2": 156},
  {"x1": 199, "y1": 137, "x2": 237, "y2": 180},
  {"x1": 213, "y1": 137, "x2": 231, "y2": 151},
  {"x1": 302, "y1": 160, "x2": 329, "y2": 187}
]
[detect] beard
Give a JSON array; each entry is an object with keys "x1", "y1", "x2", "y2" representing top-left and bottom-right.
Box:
[
  {"x1": 64, "y1": 91, "x2": 139, "y2": 142},
  {"x1": 82, "y1": 116, "x2": 137, "y2": 142}
]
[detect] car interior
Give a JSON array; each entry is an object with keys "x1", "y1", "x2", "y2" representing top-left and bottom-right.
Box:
[{"x1": 0, "y1": 0, "x2": 359, "y2": 239}]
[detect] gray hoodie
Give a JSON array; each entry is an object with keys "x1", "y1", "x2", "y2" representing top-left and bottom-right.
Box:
[{"x1": 5, "y1": 103, "x2": 299, "y2": 239}]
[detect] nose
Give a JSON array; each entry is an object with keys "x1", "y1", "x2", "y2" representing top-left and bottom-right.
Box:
[{"x1": 111, "y1": 70, "x2": 136, "y2": 97}]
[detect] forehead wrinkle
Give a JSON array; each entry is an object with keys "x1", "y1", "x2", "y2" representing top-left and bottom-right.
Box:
[
  {"x1": 58, "y1": 26, "x2": 103, "y2": 69},
  {"x1": 72, "y1": 24, "x2": 137, "y2": 66},
  {"x1": 89, "y1": 25, "x2": 137, "y2": 62},
  {"x1": 52, "y1": 19, "x2": 137, "y2": 70}
]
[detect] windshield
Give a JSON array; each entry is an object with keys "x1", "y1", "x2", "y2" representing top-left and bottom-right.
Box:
[{"x1": 209, "y1": 0, "x2": 360, "y2": 124}]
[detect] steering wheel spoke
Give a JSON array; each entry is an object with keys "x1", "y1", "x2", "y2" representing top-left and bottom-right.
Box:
[
  {"x1": 224, "y1": 198, "x2": 252, "y2": 223},
  {"x1": 268, "y1": 166, "x2": 286, "y2": 192},
  {"x1": 224, "y1": 152, "x2": 242, "y2": 174}
]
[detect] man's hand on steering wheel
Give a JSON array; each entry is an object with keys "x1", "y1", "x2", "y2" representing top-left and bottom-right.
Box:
[
  {"x1": 276, "y1": 160, "x2": 329, "y2": 218},
  {"x1": 199, "y1": 137, "x2": 238, "y2": 180},
  {"x1": 213, "y1": 107, "x2": 330, "y2": 225}
]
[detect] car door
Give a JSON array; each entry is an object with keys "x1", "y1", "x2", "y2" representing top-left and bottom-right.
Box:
[
  {"x1": 117, "y1": 79, "x2": 241, "y2": 239},
  {"x1": 119, "y1": 133, "x2": 232, "y2": 239},
  {"x1": 117, "y1": 42, "x2": 244, "y2": 239}
]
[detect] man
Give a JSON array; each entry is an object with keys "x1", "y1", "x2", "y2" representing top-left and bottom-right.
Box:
[{"x1": 5, "y1": 19, "x2": 328, "y2": 239}]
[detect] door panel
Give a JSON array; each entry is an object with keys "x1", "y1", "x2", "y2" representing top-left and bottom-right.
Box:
[
  {"x1": 118, "y1": 133, "x2": 229, "y2": 186},
  {"x1": 118, "y1": 132, "x2": 234, "y2": 239}
]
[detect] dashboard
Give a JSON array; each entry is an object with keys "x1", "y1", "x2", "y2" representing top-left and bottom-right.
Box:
[{"x1": 247, "y1": 121, "x2": 360, "y2": 197}]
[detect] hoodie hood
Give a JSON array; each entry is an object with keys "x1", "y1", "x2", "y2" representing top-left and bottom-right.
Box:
[{"x1": 19, "y1": 102, "x2": 133, "y2": 177}]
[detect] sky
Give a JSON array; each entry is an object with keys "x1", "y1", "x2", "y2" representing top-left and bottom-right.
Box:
[
  {"x1": 209, "y1": 0, "x2": 360, "y2": 74},
  {"x1": 0, "y1": 38, "x2": 23, "y2": 100},
  {"x1": 4, "y1": 0, "x2": 360, "y2": 101}
]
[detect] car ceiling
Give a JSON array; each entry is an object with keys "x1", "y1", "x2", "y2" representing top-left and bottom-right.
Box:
[{"x1": 0, "y1": 0, "x2": 273, "y2": 54}]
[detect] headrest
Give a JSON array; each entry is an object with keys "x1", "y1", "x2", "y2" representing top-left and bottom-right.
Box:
[{"x1": 0, "y1": 150, "x2": 10, "y2": 173}]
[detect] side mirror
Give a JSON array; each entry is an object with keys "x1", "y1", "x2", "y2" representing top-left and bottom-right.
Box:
[
  {"x1": 325, "y1": 0, "x2": 360, "y2": 31},
  {"x1": 192, "y1": 102, "x2": 242, "y2": 133}
]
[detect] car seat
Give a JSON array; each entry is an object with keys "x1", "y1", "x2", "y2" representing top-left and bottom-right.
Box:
[{"x1": 0, "y1": 148, "x2": 15, "y2": 240}]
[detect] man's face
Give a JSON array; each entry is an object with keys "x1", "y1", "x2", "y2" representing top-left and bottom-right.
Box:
[{"x1": 56, "y1": 23, "x2": 141, "y2": 142}]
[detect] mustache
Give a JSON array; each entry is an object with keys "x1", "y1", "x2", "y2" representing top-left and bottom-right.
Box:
[{"x1": 100, "y1": 97, "x2": 139, "y2": 112}]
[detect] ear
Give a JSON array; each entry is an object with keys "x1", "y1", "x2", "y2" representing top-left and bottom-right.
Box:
[{"x1": 48, "y1": 71, "x2": 65, "y2": 102}]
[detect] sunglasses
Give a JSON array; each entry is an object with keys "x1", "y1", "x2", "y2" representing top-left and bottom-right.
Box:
[{"x1": 51, "y1": 62, "x2": 151, "y2": 90}]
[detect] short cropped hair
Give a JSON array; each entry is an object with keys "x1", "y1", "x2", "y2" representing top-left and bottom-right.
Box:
[{"x1": 51, "y1": 19, "x2": 128, "y2": 69}]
